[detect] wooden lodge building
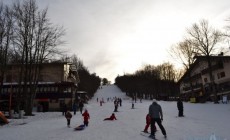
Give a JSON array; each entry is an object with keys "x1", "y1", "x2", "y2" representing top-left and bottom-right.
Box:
[
  {"x1": 178, "y1": 55, "x2": 230, "y2": 103},
  {"x1": 0, "y1": 62, "x2": 80, "y2": 112}
]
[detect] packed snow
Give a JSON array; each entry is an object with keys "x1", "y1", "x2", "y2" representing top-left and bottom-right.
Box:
[{"x1": 0, "y1": 85, "x2": 230, "y2": 140}]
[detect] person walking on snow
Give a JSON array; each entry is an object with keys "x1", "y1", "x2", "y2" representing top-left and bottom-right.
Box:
[
  {"x1": 79, "y1": 100, "x2": 84, "y2": 114},
  {"x1": 148, "y1": 99, "x2": 167, "y2": 139},
  {"x1": 177, "y1": 98, "x2": 184, "y2": 117},
  {"x1": 65, "y1": 110, "x2": 72, "y2": 127},
  {"x1": 82, "y1": 109, "x2": 90, "y2": 126}
]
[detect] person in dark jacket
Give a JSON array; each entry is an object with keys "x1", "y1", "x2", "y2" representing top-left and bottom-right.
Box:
[
  {"x1": 62, "y1": 103, "x2": 67, "y2": 116},
  {"x1": 103, "y1": 113, "x2": 117, "y2": 121},
  {"x1": 72, "y1": 102, "x2": 77, "y2": 115},
  {"x1": 148, "y1": 99, "x2": 167, "y2": 139},
  {"x1": 177, "y1": 98, "x2": 184, "y2": 117},
  {"x1": 65, "y1": 110, "x2": 72, "y2": 127},
  {"x1": 79, "y1": 100, "x2": 84, "y2": 114}
]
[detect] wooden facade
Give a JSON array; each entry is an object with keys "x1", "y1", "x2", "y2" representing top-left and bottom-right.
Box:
[
  {"x1": 0, "y1": 62, "x2": 79, "y2": 112},
  {"x1": 178, "y1": 55, "x2": 230, "y2": 103}
]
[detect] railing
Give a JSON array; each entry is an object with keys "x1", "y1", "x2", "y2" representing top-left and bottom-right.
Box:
[{"x1": 183, "y1": 83, "x2": 203, "y2": 91}]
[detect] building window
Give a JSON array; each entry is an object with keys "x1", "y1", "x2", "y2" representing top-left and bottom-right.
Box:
[{"x1": 217, "y1": 72, "x2": 225, "y2": 79}]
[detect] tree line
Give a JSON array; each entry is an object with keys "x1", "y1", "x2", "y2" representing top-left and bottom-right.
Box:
[{"x1": 115, "y1": 63, "x2": 181, "y2": 100}]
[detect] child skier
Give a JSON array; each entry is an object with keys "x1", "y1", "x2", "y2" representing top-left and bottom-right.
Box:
[
  {"x1": 143, "y1": 113, "x2": 156, "y2": 133},
  {"x1": 103, "y1": 113, "x2": 117, "y2": 121},
  {"x1": 65, "y1": 110, "x2": 72, "y2": 127},
  {"x1": 82, "y1": 109, "x2": 90, "y2": 126}
]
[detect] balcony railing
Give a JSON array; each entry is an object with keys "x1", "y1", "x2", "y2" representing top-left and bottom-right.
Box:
[
  {"x1": 183, "y1": 83, "x2": 203, "y2": 91},
  {"x1": 201, "y1": 63, "x2": 224, "y2": 75}
]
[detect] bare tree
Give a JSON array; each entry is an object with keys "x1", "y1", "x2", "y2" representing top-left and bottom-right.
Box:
[
  {"x1": 170, "y1": 39, "x2": 198, "y2": 71},
  {"x1": 12, "y1": 0, "x2": 65, "y2": 115},
  {"x1": 70, "y1": 54, "x2": 86, "y2": 71},
  {"x1": 186, "y1": 19, "x2": 225, "y2": 103},
  {"x1": 223, "y1": 17, "x2": 230, "y2": 54},
  {"x1": 0, "y1": 3, "x2": 14, "y2": 98},
  {"x1": 156, "y1": 62, "x2": 176, "y2": 81},
  {"x1": 174, "y1": 68, "x2": 185, "y2": 82},
  {"x1": 169, "y1": 39, "x2": 198, "y2": 97}
]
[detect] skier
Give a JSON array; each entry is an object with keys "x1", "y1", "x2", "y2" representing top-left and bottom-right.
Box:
[
  {"x1": 119, "y1": 98, "x2": 122, "y2": 106},
  {"x1": 148, "y1": 99, "x2": 167, "y2": 139},
  {"x1": 143, "y1": 113, "x2": 156, "y2": 133},
  {"x1": 65, "y1": 110, "x2": 72, "y2": 127},
  {"x1": 177, "y1": 98, "x2": 184, "y2": 117},
  {"x1": 82, "y1": 109, "x2": 90, "y2": 126},
  {"x1": 100, "y1": 100, "x2": 103, "y2": 106},
  {"x1": 131, "y1": 101, "x2": 134, "y2": 109},
  {"x1": 114, "y1": 99, "x2": 119, "y2": 112},
  {"x1": 103, "y1": 113, "x2": 117, "y2": 121}
]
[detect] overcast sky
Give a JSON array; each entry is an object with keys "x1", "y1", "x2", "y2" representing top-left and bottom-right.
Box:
[{"x1": 2, "y1": 0, "x2": 230, "y2": 83}]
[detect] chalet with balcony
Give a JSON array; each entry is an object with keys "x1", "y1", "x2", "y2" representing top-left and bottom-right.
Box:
[{"x1": 178, "y1": 55, "x2": 230, "y2": 103}]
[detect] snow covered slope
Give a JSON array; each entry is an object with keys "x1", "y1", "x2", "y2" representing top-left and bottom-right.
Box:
[{"x1": 0, "y1": 85, "x2": 229, "y2": 140}]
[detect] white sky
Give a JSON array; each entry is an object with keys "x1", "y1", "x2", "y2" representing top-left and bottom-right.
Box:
[
  {"x1": 0, "y1": 85, "x2": 229, "y2": 140},
  {"x1": 2, "y1": 0, "x2": 230, "y2": 83}
]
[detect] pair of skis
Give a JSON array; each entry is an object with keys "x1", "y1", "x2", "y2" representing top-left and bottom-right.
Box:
[{"x1": 140, "y1": 131, "x2": 167, "y2": 140}]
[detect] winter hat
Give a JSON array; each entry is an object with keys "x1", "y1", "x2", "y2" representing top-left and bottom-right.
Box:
[{"x1": 152, "y1": 99, "x2": 157, "y2": 103}]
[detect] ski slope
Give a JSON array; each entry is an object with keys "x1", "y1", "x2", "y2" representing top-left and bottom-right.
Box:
[{"x1": 0, "y1": 85, "x2": 229, "y2": 140}]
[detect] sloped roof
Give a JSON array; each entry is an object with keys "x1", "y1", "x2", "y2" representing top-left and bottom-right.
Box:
[{"x1": 178, "y1": 55, "x2": 230, "y2": 84}]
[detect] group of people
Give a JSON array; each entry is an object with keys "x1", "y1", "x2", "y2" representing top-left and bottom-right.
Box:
[
  {"x1": 65, "y1": 110, "x2": 117, "y2": 129},
  {"x1": 144, "y1": 98, "x2": 184, "y2": 139},
  {"x1": 64, "y1": 98, "x2": 119, "y2": 129},
  {"x1": 63, "y1": 99, "x2": 90, "y2": 129},
  {"x1": 61, "y1": 100, "x2": 85, "y2": 116},
  {"x1": 65, "y1": 109, "x2": 90, "y2": 128},
  {"x1": 65, "y1": 96, "x2": 184, "y2": 139}
]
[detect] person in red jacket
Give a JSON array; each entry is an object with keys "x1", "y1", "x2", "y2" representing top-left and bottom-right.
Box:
[
  {"x1": 82, "y1": 109, "x2": 90, "y2": 126},
  {"x1": 103, "y1": 113, "x2": 117, "y2": 121},
  {"x1": 143, "y1": 113, "x2": 156, "y2": 133}
]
